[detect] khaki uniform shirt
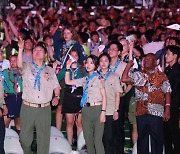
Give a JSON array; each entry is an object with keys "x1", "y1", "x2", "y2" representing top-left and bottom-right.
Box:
[
  {"x1": 111, "y1": 61, "x2": 127, "y2": 92},
  {"x1": 22, "y1": 63, "x2": 60, "y2": 104},
  {"x1": 104, "y1": 72, "x2": 123, "y2": 115},
  {"x1": 74, "y1": 75, "x2": 104, "y2": 103},
  {"x1": 0, "y1": 76, "x2": 4, "y2": 108}
]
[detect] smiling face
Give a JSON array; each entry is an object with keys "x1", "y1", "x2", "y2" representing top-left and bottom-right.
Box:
[
  {"x1": 91, "y1": 34, "x2": 99, "y2": 43},
  {"x1": 85, "y1": 57, "x2": 96, "y2": 73},
  {"x1": 70, "y1": 50, "x2": 79, "y2": 62}
]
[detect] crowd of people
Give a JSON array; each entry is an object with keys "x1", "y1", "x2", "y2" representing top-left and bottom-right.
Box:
[{"x1": 0, "y1": 0, "x2": 180, "y2": 154}]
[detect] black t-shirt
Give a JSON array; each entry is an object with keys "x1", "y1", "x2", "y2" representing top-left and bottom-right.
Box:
[{"x1": 165, "y1": 63, "x2": 180, "y2": 108}]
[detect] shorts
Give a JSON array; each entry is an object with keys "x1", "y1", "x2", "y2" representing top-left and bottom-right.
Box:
[
  {"x1": 5, "y1": 93, "x2": 22, "y2": 118},
  {"x1": 62, "y1": 87, "x2": 82, "y2": 114}
]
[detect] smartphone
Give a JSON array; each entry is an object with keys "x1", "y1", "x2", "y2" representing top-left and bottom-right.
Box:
[
  {"x1": 90, "y1": 12, "x2": 95, "y2": 16},
  {"x1": 31, "y1": 11, "x2": 37, "y2": 14},
  {"x1": 0, "y1": 32, "x2": 4, "y2": 41},
  {"x1": 68, "y1": 54, "x2": 76, "y2": 63},
  {"x1": 98, "y1": 45, "x2": 105, "y2": 53},
  {"x1": 126, "y1": 35, "x2": 136, "y2": 43}
]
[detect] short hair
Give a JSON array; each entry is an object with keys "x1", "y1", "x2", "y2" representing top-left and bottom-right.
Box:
[
  {"x1": 166, "y1": 45, "x2": 180, "y2": 59},
  {"x1": 43, "y1": 35, "x2": 52, "y2": 42},
  {"x1": 145, "y1": 53, "x2": 157, "y2": 60},
  {"x1": 168, "y1": 37, "x2": 180, "y2": 46},
  {"x1": 109, "y1": 41, "x2": 123, "y2": 52},
  {"x1": 33, "y1": 42, "x2": 47, "y2": 54},
  {"x1": 69, "y1": 49, "x2": 80, "y2": 59},
  {"x1": 90, "y1": 31, "x2": 99, "y2": 38}
]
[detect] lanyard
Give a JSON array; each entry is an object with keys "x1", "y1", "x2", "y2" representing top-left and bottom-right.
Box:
[{"x1": 70, "y1": 67, "x2": 78, "y2": 93}]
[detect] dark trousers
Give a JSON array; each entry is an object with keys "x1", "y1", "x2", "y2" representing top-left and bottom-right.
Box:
[
  {"x1": 103, "y1": 115, "x2": 116, "y2": 154},
  {"x1": 163, "y1": 107, "x2": 180, "y2": 154},
  {"x1": 136, "y1": 114, "x2": 163, "y2": 154},
  {"x1": 0, "y1": 116, "x2": 5, "y2": 154},
  {"x1": 115, "y1": 88, "x2": 134, "y2": 154}
]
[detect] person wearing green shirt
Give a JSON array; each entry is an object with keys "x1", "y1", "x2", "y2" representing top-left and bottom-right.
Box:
[
  {"x1": 3, "y1": 54, "x2": 22, "y2": 134},
  {"x1": 57, "y1": 49, "x2": 87, "y2": 145}
]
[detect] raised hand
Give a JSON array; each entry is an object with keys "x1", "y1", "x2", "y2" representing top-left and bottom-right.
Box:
[{"x1": 18, "y1": 36, "x2": 24, "y2": 49}]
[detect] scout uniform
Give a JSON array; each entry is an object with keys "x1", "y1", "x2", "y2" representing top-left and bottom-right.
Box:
[
  {"x1": 74, "y1": 74, "x2": 105, "y2": 154},
  {"x1": 110, "y1": 60, "x2": 127, "y2": 92},
  {"x1": 109, "y1": 59, "x2": 128, "y2": 154},
  {"x1": 20, "y1": 63, "x2": 60, "y2": 154},
  {"x1": 3, "y1": 69, "x2": 22, "y2": 119},
  {"x1": 101, "y1": 70, "x2": 123, "y2": 154},
  {"x1": 0, "y1": 76, "x2": 5, "y2": 154}
]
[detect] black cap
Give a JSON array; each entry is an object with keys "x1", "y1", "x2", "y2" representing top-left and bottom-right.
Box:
[
  {"x1": 33, "y1": 42, "x2": 47, "y2": 54},
  {"x1": 19, "y1": 28, "x2": 30, "y2": 39}
]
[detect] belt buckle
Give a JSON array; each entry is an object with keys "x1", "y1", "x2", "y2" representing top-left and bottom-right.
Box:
[{"x1": 86, "y1": 103, "x2": 90, "y2": 107}]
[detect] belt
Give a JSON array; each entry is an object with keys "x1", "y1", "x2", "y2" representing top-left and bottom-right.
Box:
[
  {"x1": 85, "y1": 102, "x2": 102, "y2": 107},
  {"x1": 23, "y1": 101, "x2": 50, "y2": 108},
  {"x1": 6, "y1": 92, "x2": 22, "y2": 96}
]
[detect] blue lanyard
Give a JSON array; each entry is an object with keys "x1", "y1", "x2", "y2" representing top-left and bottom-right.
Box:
[
  {"x1": 80, "y1": 71, "x2": 97, "y2": 107},
  {"x1": 70, "y1": 67, "x2": 78, "y2": 80},
  {"x1": 32, "y1": 62, "x2": 46, "y2": 91},
  {"x1": 110, "y1": 59, "x2": 121, "y2": 72}
]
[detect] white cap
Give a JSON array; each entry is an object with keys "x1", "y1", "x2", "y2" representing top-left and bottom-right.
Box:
[{"x1": 166, "y1": 24, "x2": 180, "y2": 31}]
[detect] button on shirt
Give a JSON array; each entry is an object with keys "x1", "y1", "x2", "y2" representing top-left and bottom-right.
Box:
[
  {"x1": 22, "y1": 63, "x2": 60, "y2": 104},
  {"x1": 110, "y1": 61, "x2": 127, "y2": 92},
  {"x1": 74, "y1": 76, "x2": 104, "y2": 104},
  {"x1": 104, "y1": 72, "x2": 123, "y2": 115},
  {"x1": 129, "y1": 68, "x2": 172, "y2": 117}
]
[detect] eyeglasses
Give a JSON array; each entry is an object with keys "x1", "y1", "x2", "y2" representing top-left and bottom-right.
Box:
[{"x1": 108, "y1": 48, "x2": 118, "y2": 52}]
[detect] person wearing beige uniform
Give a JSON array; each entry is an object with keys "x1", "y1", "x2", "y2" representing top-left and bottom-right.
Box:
[
  {"x1": 17, "y1": 38, "x2": 60, "y2": 154},
  {"x1": 108, "y1": 41, "x2": 130, "y2": 154},
  {"x1": 97, "y1": 52, "x2": 123, "y2": 154},
  {"x1": 65, "y1": 55, "x2": 106, "y2": 154}
]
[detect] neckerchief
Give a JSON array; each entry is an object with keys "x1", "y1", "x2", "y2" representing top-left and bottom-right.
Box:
[
  {"x1": 110, "y1": 59, "x2": 121, "y2": 73},
  {"x1": 70, "y1": 67, "x2": 78, "y2": 93},
  {"x1": 32, "y1": 62, "x2": 46, "y2": 91},
  {"x1": 89, "y1": 41, "x2": 100, "y2": 52},
  {"x1": 8, "y1": 69, "x2": 21, "y2": 99},
  {"x1": 60, "y1": 40, "x2": 75, "y2": 63},
  {"x1": 80, "y1": 71, "x2": 97, "y2": 107},
  {"x1": 98, "y1": 68, "x2": 112, "y2": 83}
]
